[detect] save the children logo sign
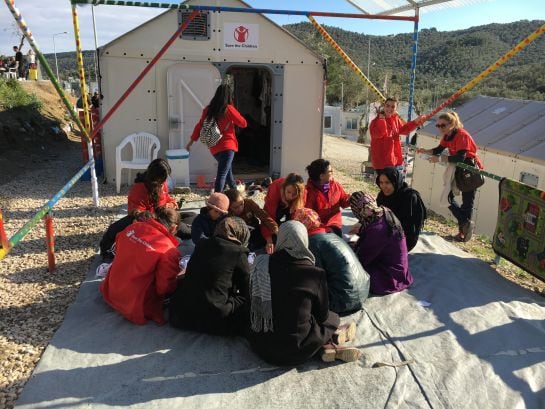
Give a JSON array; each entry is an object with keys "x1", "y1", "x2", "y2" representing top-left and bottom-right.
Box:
[{"x1": 224, "y1": 23, "x2": 259, "y2": 50}]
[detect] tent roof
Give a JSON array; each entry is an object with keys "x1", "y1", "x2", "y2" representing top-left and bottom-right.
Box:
[
  {"x1": 420, "y1": 95, "x2": 545, "y2": 165},
  {"x1": 346, "y1": 0, "x2": 491, "y2": 16}
]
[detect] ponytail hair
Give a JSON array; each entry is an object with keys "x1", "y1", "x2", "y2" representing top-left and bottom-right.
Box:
[
  {"x1": 438, "y1": 111, "x2": 463, "y2": 129},
  {"x1": 154, "y1": 206, "x2": 180, "y2": 230},
  {"x1": 143, "y1": 158, "x2": 171, "y2": 207}
]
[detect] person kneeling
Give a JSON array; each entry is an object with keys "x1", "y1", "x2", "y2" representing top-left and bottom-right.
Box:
[
  {"x1": 169, "y1": 217, "x2": 251, "y2": 336},
  {"x1": 99, "y1": 207, "x2": 181, "y2": 325},
  {"x1": 248, "y1": 221, "x2": 361, "y2": 365}
]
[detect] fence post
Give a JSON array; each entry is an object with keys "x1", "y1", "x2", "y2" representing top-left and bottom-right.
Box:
[{"x1": 44, "y1": 211, "x2": 56, "y2": 272}]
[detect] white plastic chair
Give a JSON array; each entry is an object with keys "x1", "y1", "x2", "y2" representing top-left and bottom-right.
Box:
[{"x1": 115, "y1": 132, "x2": 160, "y2": 193}]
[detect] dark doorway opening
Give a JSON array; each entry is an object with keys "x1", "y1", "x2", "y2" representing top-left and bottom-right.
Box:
[{"x1": 226, "y1": 66, "x2": 272, "y2": 180}]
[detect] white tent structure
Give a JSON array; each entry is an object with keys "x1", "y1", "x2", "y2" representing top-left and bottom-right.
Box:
[
  {"x1": 99, "y1": 0, "x2": 326, "y2": 186},
  {"x1": 413, "y1": 95, "x2": 545, "y2": 237}
]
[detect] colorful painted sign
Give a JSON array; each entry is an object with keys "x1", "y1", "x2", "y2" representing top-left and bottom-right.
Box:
[
  {"x1": 223, "y1": 23, "x2": 259, "y2": 50},
  {"x1": 493, "y1": 178, "x2": 545, "y2": 282}
]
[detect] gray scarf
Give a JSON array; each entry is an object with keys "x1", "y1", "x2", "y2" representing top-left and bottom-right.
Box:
[
  {"x1": 249, "y1": 221, "x2": 314, "y2": 333},
  {"x1": 250, "y1": 254, "x2": 273, "y2": 333}
]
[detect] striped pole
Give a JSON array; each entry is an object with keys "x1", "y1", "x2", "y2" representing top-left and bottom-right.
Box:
[
  {"x1": 44, "y1": 212, "x2": 56, "y2": 272},
  {"x1": 0, "y1": 160, "x2": 93, "y2": 261},
  {"x1": 88, "y1": 9, "x2": 199, "y2": 141},
  {"x1": 421, "y1": 22, "x2": 545, "y2": 123},
  {"x1": 308, "y1": 16, "x2": 386, "y2": 103},
  {"x1": 404, "y1": 8, "x2": 420, "y2": 179},
  {"x1": 72, "y1": 3, "x2": 100, "y2": 206},
  {"x1": 0, "y1": 208, "x2": 10, "y2": 256},
  {"x1": 3, "y1": 0, "x2": 90, "y2": 142},
  {"x1": 69, "y1": 1, "x2": 417, "y2": 21}
]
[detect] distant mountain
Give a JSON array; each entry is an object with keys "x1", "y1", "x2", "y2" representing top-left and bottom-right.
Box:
[
  {"x1": 283, "y1": 20, "x2": 545, "y2": 110},
  {"x1": 42, "y1": 20, "x2": 545, "y2": 111}
]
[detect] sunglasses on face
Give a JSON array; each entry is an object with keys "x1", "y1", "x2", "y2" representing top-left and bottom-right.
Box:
[{"x1": 435, "y1": 123, "x2": 448, "y2": 129}]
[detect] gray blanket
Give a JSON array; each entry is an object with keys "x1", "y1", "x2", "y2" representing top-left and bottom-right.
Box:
[{"x1": 16, "y1": 231, "x2": 545, "y2": 408}]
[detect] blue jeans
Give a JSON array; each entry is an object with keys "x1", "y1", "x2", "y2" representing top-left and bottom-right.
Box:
[
  {"x1": 448, "y1": 190, "x2": 476, "y2": 229},
  {"x1": 213, "y1": 150, "x2": 236, "y2": 192}
]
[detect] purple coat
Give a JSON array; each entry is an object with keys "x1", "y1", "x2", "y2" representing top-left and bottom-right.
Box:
[{"x1": 355, "y1": 216, "x2": 413, "y2": 295}]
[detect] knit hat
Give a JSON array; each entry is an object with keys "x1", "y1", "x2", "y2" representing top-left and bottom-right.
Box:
[{"x1": 207, "y1": 192, "x2": 229, "y2": 214}]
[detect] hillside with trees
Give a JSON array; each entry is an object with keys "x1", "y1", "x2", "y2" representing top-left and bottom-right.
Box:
[
  {"x1": 283, "y1": 19, "x2": 545, "y2": 110},
  {"x1": 38, "y1": 20, "x2": 545, "y2": 111}
]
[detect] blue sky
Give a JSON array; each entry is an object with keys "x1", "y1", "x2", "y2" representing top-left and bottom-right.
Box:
[{"x1": 1, "y1": 0, "x2": 543, "y2": 56}]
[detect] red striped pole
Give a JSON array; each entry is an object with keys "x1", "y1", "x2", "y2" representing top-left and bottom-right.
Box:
[
  {"x1": 0, "y1": 208, "x2": 10, "y2": 255},
  {"x1": 44, "y1": 212, "x2": 56, "y2": 272},
  {"x1": 89, "y1": 9, "x2": 199, "y2": 140}
]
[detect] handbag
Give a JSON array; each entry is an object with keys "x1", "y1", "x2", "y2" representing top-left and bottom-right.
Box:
[
  {"x1": 199, "y1": 117, "x2": 229, "y2": 148},
  {"x1": 454, "y1": 161, "x2": 485, "y2": 192}
]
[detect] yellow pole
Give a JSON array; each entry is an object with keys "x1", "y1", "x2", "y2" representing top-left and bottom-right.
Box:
[
  {"x1": 71, "y1": 4, "x2": 100, "y2": 206},
  {"x1": 308, "y1": 15, "x2": 386, "y2": 103}
]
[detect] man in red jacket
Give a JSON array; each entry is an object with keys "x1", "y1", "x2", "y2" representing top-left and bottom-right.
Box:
[
  {"x1": 100, "y1": 207, "x2": 181, "y2": 325},
  {"x1": 304, "y1": 159, "x2": 350, "y2": 237}
]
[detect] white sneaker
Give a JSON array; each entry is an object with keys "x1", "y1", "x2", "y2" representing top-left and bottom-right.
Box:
[{"x1": 95, "y1": 262, "x2": 111, "y2": 278}]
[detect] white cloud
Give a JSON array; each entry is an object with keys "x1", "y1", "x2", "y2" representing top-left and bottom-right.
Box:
[{"x1": 0, "y1": 0, "x2": 163, "y2": 56}]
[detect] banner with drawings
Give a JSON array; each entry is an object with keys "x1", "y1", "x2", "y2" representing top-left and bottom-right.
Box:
[{"x1": 493, "y1": 178, "x2": 545, "y2": 282}]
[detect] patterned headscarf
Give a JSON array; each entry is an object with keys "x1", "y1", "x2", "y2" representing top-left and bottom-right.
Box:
[
  {"x1": 213, "y1": 216, "x2": 250, "y2": 248},
  {"x1": 275, "y1": 221, "x2": 315, "y2": 264},
  {"x1": 292, "y1": 208, "x2": 325, "y2": 235},
  {"x1": 350, "y1": 191, "x2": 404, "y2": 238},
  {"x1": 350, "y1": 191, "x2": 384, "y2": 230}
]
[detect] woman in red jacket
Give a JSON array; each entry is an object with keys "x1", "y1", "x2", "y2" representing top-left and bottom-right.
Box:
[
  {"x1": 304, "y1": 158, "x2": 350, "y2": 237},
  {"x1": 99, "y1": 207, "x2": 181, "y2": 325},
  {"x1": 418, "y1": 111, "x2": 483, "y2": 242},
  {"x1": 261, "y1": 173, "x2": 306, "y2": 254},
  {"x1": 127, "y1": 158, "x2": 177, "y2": 215},
  {"x1": 186, "y1": 84, "x2": 247, "y2": 192},
  {"x1": 369, "y1": 97, "x2": 422, "y2": 172}
]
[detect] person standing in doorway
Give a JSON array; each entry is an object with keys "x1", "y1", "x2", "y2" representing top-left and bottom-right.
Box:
[
  {"x1": 369, "y1": 97, "x2": 422, "y2": 173},
  {"x1": 186, "y1": 83, "x2": 247, "y2": 192}
]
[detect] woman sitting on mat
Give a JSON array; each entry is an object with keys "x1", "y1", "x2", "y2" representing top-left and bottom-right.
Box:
[
  {"x1": 99, "y1": 207, "x2": 181, "y2": 325},
  {"x1": 169, "y1": 217, "x2": 251, "y2": 335},
  {"x1": 376, "y1": 167, "x2": 427, "y2": 251},
  {"x1": 261, "y1": 173, "x2": 306, "y2": 254},
  {"x1": 248, "y1": 221, "x2": 361, "y2": 366},
  {"x1": 350, "y1": 191, "x2": 413, "y2": 296}
]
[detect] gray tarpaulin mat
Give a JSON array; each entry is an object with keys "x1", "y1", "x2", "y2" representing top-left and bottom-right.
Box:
[{"x1": 16, "y1": 214, "x2": 545, "y2": 408}]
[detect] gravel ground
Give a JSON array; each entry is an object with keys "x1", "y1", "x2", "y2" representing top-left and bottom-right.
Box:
[{"x1": 1, "y1": 134, "x2": 543, "y2": 409}]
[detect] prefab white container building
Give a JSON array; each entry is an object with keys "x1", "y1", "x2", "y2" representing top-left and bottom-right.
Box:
[
  {"x1": 97, "y1": 0, "x2": 326, "y2": 186},
  {"x1": 412, "y1": 96, "x2": 545, "y2": 237}
]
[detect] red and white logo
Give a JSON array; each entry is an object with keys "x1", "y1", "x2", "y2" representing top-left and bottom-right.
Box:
[{"x1": 234, "y1": 26, "x2": 249, "y2": 43}]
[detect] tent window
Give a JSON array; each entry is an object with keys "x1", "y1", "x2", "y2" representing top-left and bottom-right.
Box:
[
  {"x1": 178, "y1": 11, "x2": 210, "y2": 40},
  {"x1": 520, "y1": 172, "x2": 539, "y2": 188},
  {"x1": 324, "y1": 116, "x2": 332, "y2": 129}
]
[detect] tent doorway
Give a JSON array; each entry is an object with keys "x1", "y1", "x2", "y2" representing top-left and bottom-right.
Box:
[{"x1": 226, "y1": 66, "x2": 272, "y2": 180}]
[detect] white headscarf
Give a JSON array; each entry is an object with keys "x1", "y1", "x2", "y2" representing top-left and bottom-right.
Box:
[{"x1": 275, "y1": 220, "x2": 315, "y2": 264}]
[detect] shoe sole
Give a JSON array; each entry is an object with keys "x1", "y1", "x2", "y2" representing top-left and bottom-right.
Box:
[
  {"x1": 321, "y1": 347, "x2": 362, "y2": 363},
  {"x1": 333, "y1": 322, "x2": 357, "y2": 345}
]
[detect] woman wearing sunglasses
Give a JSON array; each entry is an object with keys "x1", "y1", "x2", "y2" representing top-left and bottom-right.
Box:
[{"x1": 417, "y1": 111, "x2": 483, "y2": 242}]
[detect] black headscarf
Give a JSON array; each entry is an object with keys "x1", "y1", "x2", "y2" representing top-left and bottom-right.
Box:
[{"x1": 375, "y1": 167, "x2": 426, "y2": 251}]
